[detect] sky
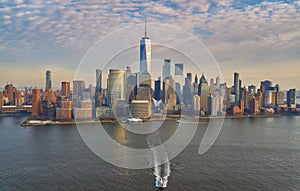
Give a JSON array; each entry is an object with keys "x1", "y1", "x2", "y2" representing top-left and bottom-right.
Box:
[{"x1": 0, "y1": 0, "x2": 299, "y2": 90}]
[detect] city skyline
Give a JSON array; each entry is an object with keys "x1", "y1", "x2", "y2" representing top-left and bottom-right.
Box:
[{"x1": 0, "y1": 0, "x2": 299, "y2": 89}]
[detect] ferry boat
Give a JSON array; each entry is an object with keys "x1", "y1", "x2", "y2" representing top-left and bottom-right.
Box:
[
  {"x1": 155, "y1": 177, "x2": 168, "y2": 189},
  {"x1": 127, "y1": 118, "x2": 142, "y2": 122},
  {"x1": 175, "y1": 119, "x2": 181, "y2": 123}
]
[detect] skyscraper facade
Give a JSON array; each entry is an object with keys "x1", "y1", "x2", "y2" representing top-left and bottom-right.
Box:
[
  {"x1": 96, "y1": 69, "x2": 102, "y2": 93},
  {"x1": 108, "y1": 69, "x2": 126, "y2": 103},
  {"x1": 198, "y1": 74, "x2": 209, "y2": 111},
  {"x1": 61, "y1": 81, "x2": 70, "y2": 98},
  {"x1": 287, "y1": 88, "x2": 296, "y2": 106},
  {"x1": 234, "y1": 72, "x2": 239, "y2": 104},
  {"x1": 31, "y1": 88, "x2": 40, "y2": 117},
  {"x1": 163, "y1": 59, "x2": 171, "y2": 80},
  {"x1": 140, "y1": 23, "x2": 151, "y2": 74},
  {"x1": 154, "y1": 79, "x2": 161, "y2": 100},
  {"x1": 175, "y1": 63, "x2": 183, "y2": 76},
  {"x1": 46, "y1": 70, "x2": 52, "y2": 90},
  {"x1": 73, "y1": 80, "x2": 85, "y2": 97}
]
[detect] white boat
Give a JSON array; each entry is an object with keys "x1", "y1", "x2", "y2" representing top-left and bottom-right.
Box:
[
  {"x1": 155, "y1": 177, "x2": 168, "y2": 189},
  {"x1": 127, "y1": 118, "x2": 142, "y2": 122},
  {"x1": 175, "y1": 119, "x2": 181, "y2": 123}
]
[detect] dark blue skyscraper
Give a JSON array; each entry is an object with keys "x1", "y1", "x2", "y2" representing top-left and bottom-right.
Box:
[
  {"x1": 287, "y1": 88, "x2": 296, "y2": 106},
  {"x1": 154, "y1": 79, "x2": 161, "y2": 100}
]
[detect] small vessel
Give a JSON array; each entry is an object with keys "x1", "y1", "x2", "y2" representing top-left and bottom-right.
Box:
[
  {"x1": 175, "y1": 119, "x2": 181, "y2": 123},
  {"x1": 155, "y1": 177, "x2": 168, "y2": 189},
  {"x1": 127, "y1": 118, "x2": 142, "y2": 122}
]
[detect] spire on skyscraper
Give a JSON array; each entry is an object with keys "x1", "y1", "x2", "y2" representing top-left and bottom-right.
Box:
[{"x1": 144, "y1": 18, "x2": 147, "y2": 38}]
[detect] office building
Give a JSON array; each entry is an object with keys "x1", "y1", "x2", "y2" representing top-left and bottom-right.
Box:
[
  {"x1": 130, "y1": 100, "x2": 151, "y2": 119},
  {"x1": 96, "y1": 69, "x2": 102, "y2": 93},
  {"x1": 287, "y1": 88, "x2": 296, "y2": 107},
  {"x1": 198, "y1": 74, "x2": 209, "y2": 111},
  {"x1": 248, "y1": 85, "x2": 256, "y2": 94},
  {"x1": 56, "y1": 100, "x2": 72, "y2": 120},
  {"x1": 276, "y1": 91, "x2": 285, "y2": 106},
  {"x1": 175, "y1": 63, "x2": 183, "y2": 76},
  {"x1": 250, "y1": 99, "x2": 260, "y2": 115},
  {"x1": 73, "y1": 80, "x2": 85, "y2": 97},
  {"x1": 163, "y1": 59, "x2": 171, "y2": 80},
  {"x1": 126, "y1": 72, "x2": 138, "y2": 103},
  {"x1": 183, "y1": 73, "x2": 192, "y2": 107},
  {"x1": 46, "y1": 70, "x2": 52, "y2": 90},
  {"x1": 74, "y1": 100, "x2": 93, "y2": 119},
  {"x1": 154, "y1": 79, "x2": 161, "y2": 100},
  {"x1": 61, "y1": 81, "x2": 70, "y2": 98},
  {"x1": 192, "y1": 94, "x2": 201, "y2": 112},
  {"x1": 234, "y1": 72, "x2": 239, "y2": 104},
  {"x1": 108, "y1": 69, "x2": 126, "y2": 106},
  {"x1": 162, "y1": 77, "x2": 176, "y2": 111}
]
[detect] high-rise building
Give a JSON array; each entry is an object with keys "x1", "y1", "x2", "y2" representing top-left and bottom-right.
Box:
[
  {"x1": 96, "y1": 69, "x2": 102, "y2": 93},
  {"x1": 198, "y1": 74, "x2": 209, "y2": 111},
  {"x1": 126, "y1": 71, "x2": 138, "y2": 103},
  {"x1": 248, "y1": 85, "x2": 256, "y2": 94},
  {"x1": 56, "y1": 100, "x2": 72, "y2": 120},
  {"x1": 175, "y1": 82, "x2": 181, "y2": 104},
  {"x1": 162, "y1": 77, "x2": 176, "y2": 111},
  {"x1": 0, "y1": 91, "x2": 3, "y2": 109},
  {"x1": 74, "y1": 100, "x2": 93, "y2": 119},
  {"x1": 73, "y1": 80, "x2": 85, "y2": 97},
  {"x1": 183, "y1": 73, "x2": 192, "y2": 107},
  {"x1": 72, "y1": 80, "x2": 85, "y2": 108},
  {"x1": 276, "y1": 91, "x2": 285, "y2": 106},
  {"x1": 215, "y1": 76, "x2": 220, "y2": 92},
  {"x1": 61, "y1": 81, "x2": 70, "y2": 98},
  {"x1": 208, "y1": 95, "x2": 224, "y2": 116},
  {"x1": 163, "y1": 59, "x2": 171, "y2": 80},
  {"x1": 234, "y1": 72, "x2": 239, "y2": 104},
  {"x1": 130, "y1": 100, "x2": 151, "y2": 119},
  {"x1": 175, "y1": 63, "x2": 183, "y2": 76},
  {"x1": 261, "y1": 80, "x2": 273, "y2": 91},
  {"x1": 250, "y1": 99, "x2": 260, "y2": 115},
  {"x1": 264, "y1": 90, "x2": 274, "y2": 107},
  {"x1": 154, "y1": 79, "x2": 161, "y2": 100},
  {"x1": 108, "y1": 69, "x2": 126, "y2": 106},
  {"x1": 287, "y1": 88, "x2": 296, "y2": 106},
  {"x1": 192, "y1": 94, "x2": 201, "y2": 112},
  {"x1": 210, "y1": 78, "x2": 214, "y2": 94},
  {"x1": 46, "y1": 70, "x2": 52, "y2": 90},
  {"x1": 31, "y1": 88, "x2": 41, "y2": 117},
  {"x1": 4, "y1": 83, "x2": 17, "y2": 105},
  {"x1": 140, "y1": 20, "x2": 151, "y2": 74}
]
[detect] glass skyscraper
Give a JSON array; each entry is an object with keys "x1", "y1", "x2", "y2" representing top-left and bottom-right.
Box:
[
  {"x1": 163, "y1": 59, "x2": 171, "y2": 80},
  {"x1": 139, "y1": 24, "x2": 151, "y2": 74}
]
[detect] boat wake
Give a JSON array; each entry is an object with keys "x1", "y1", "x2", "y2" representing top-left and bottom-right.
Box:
[{"x1": 147, "y1": 133, "x2": 171, "y2": 189}]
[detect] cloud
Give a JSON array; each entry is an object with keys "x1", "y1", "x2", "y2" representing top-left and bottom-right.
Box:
[{"x1": 0, "y1": 0, "x2": 299, "y2": 88}]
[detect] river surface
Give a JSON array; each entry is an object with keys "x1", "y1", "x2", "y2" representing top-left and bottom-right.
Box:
[{"x1": 0, "y1": 116, "x2": 299, "y2": 190}]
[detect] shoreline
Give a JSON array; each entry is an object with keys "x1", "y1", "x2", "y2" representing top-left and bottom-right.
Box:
[{"x1": 19, "y1": 113, "x2": 298, "y2": 126}]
